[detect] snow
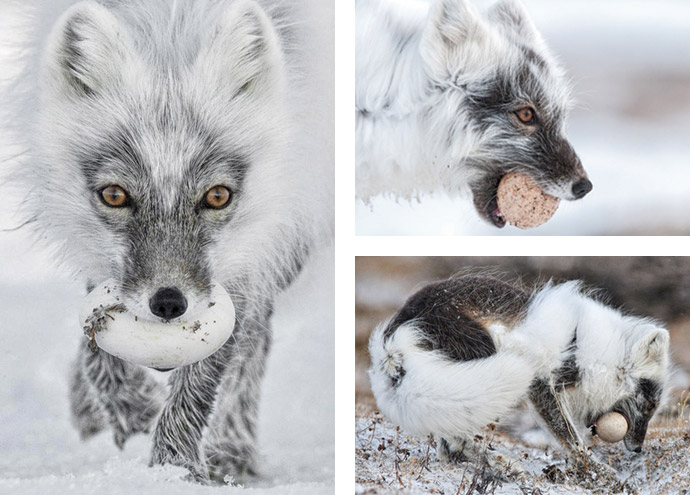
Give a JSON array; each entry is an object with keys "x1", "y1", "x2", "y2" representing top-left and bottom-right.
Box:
[
  {"x1": 356, "y1": 1, "x2": 690, "y2": 235},
  {"x1": 356, "y1": 407, "x2": 690, "y2": 495}
]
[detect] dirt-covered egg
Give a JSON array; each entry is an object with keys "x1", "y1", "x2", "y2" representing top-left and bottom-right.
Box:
[
  {"x1": 496, "y1": 172, "x2": 560, "y2": 229},
  {"x1": 79, "y1": 279, "x2": 235, "y2": 369}
]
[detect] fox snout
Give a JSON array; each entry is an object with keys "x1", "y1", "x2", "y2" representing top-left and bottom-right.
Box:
[
  {"x1": 543, "y1": 137, "x2": 592, "y2": 201},
  {"x1": 571, "y1": 177, "x2": 592, "y2": 200},
  {"x1": 622, "y1": 415, "x2": 651, "y2": 454},
  {"x1": 149, "y1": 287, "x2": 188, "y2": 320},
  {"x1": 623, "y1": 435, "x2": 643, "y2": 454}
]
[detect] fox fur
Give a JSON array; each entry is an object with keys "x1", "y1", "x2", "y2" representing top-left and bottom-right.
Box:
[
  {"x1": 369, "y1": 275, "x2": 670, "y2": 482},
  {"x1": 356, "y1": 0, "x2": 592, "y2": 227}
]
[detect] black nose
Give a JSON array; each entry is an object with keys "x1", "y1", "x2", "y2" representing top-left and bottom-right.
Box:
[
  {"x1": 572, "y1": 178, "x2": 593, "y2": 199},
  {"x1": 633, "y1": 446, "x2": 642, "y2": 453},
  {"x1": 149, "y1": 287, "x2": 188, "y2": 320}
]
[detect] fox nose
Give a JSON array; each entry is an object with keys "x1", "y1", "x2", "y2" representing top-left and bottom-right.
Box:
[
  {"x1": 149, "y1": 287, "x2": 188, "y2": 320},
  {"x1": 572, "y1": 178, "x2": 592, "y2": 199}
]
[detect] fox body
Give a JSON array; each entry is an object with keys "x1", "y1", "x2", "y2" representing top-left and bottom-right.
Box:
[
  {"x1": 6, "y1": 0, "x2": 331, "y2": 483},
  {"x1": 369, "y1": 275, "x2": 669, "y2": 480},
  {"x1": 356, "y1": 0, "x2": 591, "y2": 227}
]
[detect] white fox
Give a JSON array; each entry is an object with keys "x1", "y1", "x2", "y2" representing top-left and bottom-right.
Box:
[{"x1": 369, "y1": 275, "x2": 669, "y2": 483}]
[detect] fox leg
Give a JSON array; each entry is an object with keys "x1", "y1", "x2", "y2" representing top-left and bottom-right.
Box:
[
  {"x1": 69, "y1": 355, "x2": 106, "y2": 439},
  {"x1": 528, "y1": 379, "x2": 618, "y2": 480},
  {"x1": 204, "y1": 311, "x2": 272, "y2": 483},
  {"x1": 438, "y1": 436, "x2": 526, "y2": 479},
  {"x1": 149, "y1": 356, "x2": 226, "y2": 482},
  {"x1": 150, "y1": 308, "x2": 271, "y2": 483},
  {"x1": 73, "y1": 340, "x2": 165, "y2": 448}
]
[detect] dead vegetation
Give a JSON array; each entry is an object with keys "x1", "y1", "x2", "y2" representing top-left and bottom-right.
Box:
[{"x1": 356, "y1": 401, "x2": 690, "y2": 495}]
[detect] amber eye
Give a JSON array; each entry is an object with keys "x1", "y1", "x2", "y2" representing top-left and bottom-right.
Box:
[
  {"x1": 515, "y1": 107, "x2": 536, "y2": 124},
  {"x1": 204, "y1": 185, "x2": 232, "y2": 209},
  {"x1": 100, "y1": 185, "x2": 129, "y2": 207}
]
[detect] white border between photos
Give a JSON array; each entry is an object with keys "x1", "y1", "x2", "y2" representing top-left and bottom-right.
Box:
[{"x1": 334, "y1": 0, "x2": 355, "y2": 494}]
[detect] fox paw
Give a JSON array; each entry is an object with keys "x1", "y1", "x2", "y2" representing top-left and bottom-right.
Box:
[
  {"x1": 438, "y1": 437, "x2": 525, "y2": 481},
  {"x1": 110, "y1": 382, "x2": 164, "y2": 448},
  {"x1": 206, "y1": 443, "x2": 259, "y2": 484},
  {"x1": 150, "y1": 443, "x2": 211, "y2": 484},
  {"x1": 485, "y1": 450, "x2": 526, "y2": 480}
]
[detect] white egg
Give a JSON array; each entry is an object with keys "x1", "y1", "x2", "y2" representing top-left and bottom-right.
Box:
[
  {"x1": 595, "y1": 412, "x2": 628, "y2": 443},
  {"x1": 79, "y1": 279, "x2": 235, "y2": 369}
]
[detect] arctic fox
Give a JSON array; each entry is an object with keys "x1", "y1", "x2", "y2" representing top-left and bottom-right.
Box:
[
  {"x1": 4, "y1": 0, "x2": 331, "y2": 483},
  {"x1": 369, "y1": 275, "x2": 669, "y2": 481},
  {"x1": 356, "y1": 0, "x2": 591, "y2": 227}
]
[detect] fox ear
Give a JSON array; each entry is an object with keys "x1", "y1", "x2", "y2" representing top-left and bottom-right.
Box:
[
  {"x1": 45, "y1": 1, "x2": 135, "y2": 97},
  {"x1": 632, "y1": 328, "x2": 669, "y2": 367},
  {"x1": 420, "y1": 0, "x2": 490, "y2": 81},
  {"x1": 195, "y1": 0, "x2": 285, "y2": 100},
  {"x1": 487, "y1": 0, "x2": 540, "y2": 43}
]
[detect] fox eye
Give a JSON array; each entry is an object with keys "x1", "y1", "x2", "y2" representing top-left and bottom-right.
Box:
[
  {"x1": 515, "y1": 107, "x2": 537, "y2": 125},
  {"x1": 203, "y1": 185, "x2": 232, "y2": 209},
  {"x1": 100, "y1": 185, "x2": 129, "y2": 207}
]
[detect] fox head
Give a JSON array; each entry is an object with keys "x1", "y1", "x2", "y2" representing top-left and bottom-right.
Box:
[
  {"x1": 585, "y1": 323, "x2": 669, "y2": 453},
  {"x1": 420, "y1": 0, "x2": 590, "y2": 227},
  {"x1": 30, "y1": 0, "x2": 307, "y2": 321},
  {"x1": 612, "y1": 325, "x2": 669, "y2": 453}
]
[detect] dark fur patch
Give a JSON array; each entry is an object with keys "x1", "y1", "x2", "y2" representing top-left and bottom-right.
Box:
[
  {"x1": 384, "y1": 275, "x2": 529, "y2": 362},
  {"x1": 553, "y1": 332, "x2": 579, "y2": 388},
  {"x1": 638, "y1": 378, "x2": 662, "y2": 403},
  {"x1": 528, "y1": 378, "x2": 581, "y2": 451}
]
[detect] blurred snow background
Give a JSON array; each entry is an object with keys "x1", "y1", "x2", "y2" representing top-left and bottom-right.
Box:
[
  {"x1": 356, "y1": 0, "x2": 690, "y2": 235},
  {"x1": 0, "y1": 0, "x2": 334, "y2": 493}
]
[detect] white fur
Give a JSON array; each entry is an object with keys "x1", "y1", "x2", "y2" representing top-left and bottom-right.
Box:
[{"x1": 369, "y1": 321, "x2": 536, "y2": 438}]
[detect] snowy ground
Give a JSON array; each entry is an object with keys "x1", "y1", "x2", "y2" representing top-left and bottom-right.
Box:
[
  {"x1": 355, "y1": 404, "x2": 690, "y2": 495},
  {"x1": 356, "y1": 0, "x2": 690, "y2": 235}
]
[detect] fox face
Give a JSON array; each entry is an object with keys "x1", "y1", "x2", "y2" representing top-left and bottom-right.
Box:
[
  {"x1": 585, "y1": 325, "x2": 669, "y2": 453},
  {"x1": 35, "y1": 0, "x2": 292, "y2": 321},
  {"x1": 420, "y1": 0, "x2": 590, "y2": 227}
]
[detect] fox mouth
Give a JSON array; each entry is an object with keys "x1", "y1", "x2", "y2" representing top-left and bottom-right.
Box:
[{"x1": 486, "y1": 196, "x2": 506, "y2": 228}]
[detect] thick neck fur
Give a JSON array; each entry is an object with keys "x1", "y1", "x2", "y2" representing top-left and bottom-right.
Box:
[{"x1": 356, "y1": 0, "x2": 470, "y2": 201}]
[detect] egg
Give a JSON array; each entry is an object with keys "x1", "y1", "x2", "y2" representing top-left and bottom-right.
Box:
[
  {"x1": 80, "y1": 279, "x2": 235, "y2": 369},
  {"x1": 496, "y1": 172, "x2": 560, "y2": 229},
  {"x1": 594, "y1": 412, "x2": 628, "y2": 443}
]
